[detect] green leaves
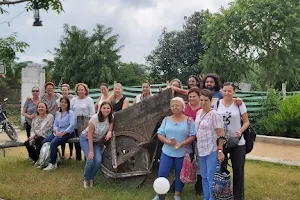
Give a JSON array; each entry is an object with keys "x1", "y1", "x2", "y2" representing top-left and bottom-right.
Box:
[
  {"x1": 48, "y1": 24, "x2": 122, "y2": 88},
  {"x1": 0, "y1": 0, "x2": 63, "y2": 14},
  {"x1": 146, "y1": 11, "x2": 207, "y2": 83},
  {"x1": 0, "y1": 33, "x2": 29, "y2": 65}
]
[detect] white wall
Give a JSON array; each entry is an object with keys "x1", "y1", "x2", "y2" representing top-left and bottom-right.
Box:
[{"x1": 21, "y1": 63, "x2": 45, "y2": 123}]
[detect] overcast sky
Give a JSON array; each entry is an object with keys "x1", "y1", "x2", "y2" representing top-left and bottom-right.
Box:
[{"x1": 0, "y1": 0, "x2": 231, "y2": 64}]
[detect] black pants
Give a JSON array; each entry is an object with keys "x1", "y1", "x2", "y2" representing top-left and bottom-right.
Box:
[
  {"x1": 25, "y1": 122, "x2": 31, "y2": 138},
  {"x1": 221, "y1": 145, "x2": 246, "y2": 200},
  {"x1": 24, "y1": 136, "x2": 45, "y2": 162},
  {"x1": 61, "y1": 143, "x2": 73, "y2": 157},
  {"x1": 74, "y1": 129, "x2": 82, "y2": 160}
]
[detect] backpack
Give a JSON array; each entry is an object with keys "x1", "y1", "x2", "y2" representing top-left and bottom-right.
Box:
[{"x1": 37, "y1": 142, "x2": 61, "y2": 167}]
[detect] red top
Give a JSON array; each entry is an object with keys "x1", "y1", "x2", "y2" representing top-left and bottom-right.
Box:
[{"x1": 184, "y1": 103, "x2": 201, "y2": 120}]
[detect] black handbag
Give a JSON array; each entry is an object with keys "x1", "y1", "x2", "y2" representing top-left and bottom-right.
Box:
[{"x1": 238, "y1": 106, "x2": 257, "y2": 154}]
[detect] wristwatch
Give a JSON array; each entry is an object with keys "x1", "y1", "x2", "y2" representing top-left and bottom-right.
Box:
[{"x1": 218, "y1": 149, "x2": 223, "y2": 153}]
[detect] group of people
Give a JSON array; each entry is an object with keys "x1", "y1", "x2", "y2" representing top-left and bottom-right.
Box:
[{"x1": 21, "y1": 73, "x2": 249, "y2": 200}]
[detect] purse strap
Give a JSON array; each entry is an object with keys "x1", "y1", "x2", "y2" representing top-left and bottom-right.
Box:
[{"x1": 184, "y1": 117, "x2": 192, "y2": 153}]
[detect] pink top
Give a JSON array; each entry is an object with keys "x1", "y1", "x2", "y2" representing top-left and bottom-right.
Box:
[
  {"x1": 195, "y1": 109, "x2": 223, "y2": 156},
  {"x1": 184, "y1": 103, "x2": 201, "y2": 120}
]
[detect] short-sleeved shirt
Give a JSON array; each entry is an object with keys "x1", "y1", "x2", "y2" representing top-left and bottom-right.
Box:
[
  {"x1": 195, "y1": 110, "x2": 223, "y2": 156},
  {"x1": 157, "y1": 117, "x2": 196, "y2": 158},
  {"x1": 214, "y1": 100, "x2": 247, "y2": 146},
  {"x1": 23, "y1": 99, "x2": 37, "y2": 125},
  {"x1": 41, "y1": 93, "x2": 62, "y2": 117},
  {"x1": 82, "y1": 114, "x2": 110, "y2": 142},
  {"x1": 184, "y1": 103, "x2": 201, "y2": 120}
]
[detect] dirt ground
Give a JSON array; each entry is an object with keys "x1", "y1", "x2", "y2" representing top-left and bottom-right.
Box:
[{"x1": 1, "y1": 130, "x2": 300, "y2": 162}]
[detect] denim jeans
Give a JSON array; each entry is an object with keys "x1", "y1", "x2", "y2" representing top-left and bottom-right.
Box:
[
  {"x1": 199, "y1": 151, "x2": 218, "y2": 200},
  {"x1": 158, "y1": 152, "x2": 184, "y2": 193},
  {"x1": 42, "y1": 133, "x2": 74, "y2": 164},
  {"x1": 80, "y1": 134, "x2": 102, "y2": 181}
]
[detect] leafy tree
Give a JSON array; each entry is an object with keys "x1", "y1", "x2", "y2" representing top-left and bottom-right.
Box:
[
  {"x1": 146, "y1": 11, "x2": 208, "y2": 83},
  {"x1": 49, "y1": 24, "x2": 122, "y2": 88},
  {"x1": 0, "y1": 0, "x2": 63, "y2": 14},
  {"x1": 201, "y1": 0, "x2": 300, "y2": 90},
  {"x1": 0, "y1": 33, "x2": 28, "y2": 65},
  {"x1": 117, "y1": 62, "x2": 149, "y2": 86}
]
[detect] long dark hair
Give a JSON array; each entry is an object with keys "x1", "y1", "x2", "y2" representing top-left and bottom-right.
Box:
[
  {"x1": 202, "y1": 73, "x2": 221, "y2": 91},
  {"x1": 98, "y1": 101, "x2": 113, "y2": 123},
  {"x1": 187, "y1": 75, "x2": 201, "y2": 89},
  {"x1": 59, "y1": 96, "x2": 71, "y2": 112}
]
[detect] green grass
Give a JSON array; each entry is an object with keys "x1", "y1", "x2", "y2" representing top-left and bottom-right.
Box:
[{"x1": 0, "y1": 148, "x2": 300, "y2": 200}]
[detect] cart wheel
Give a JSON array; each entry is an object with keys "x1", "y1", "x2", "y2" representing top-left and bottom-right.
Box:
[{"x1": 102, "y1": 135, "x2": 150, "y2": 187}]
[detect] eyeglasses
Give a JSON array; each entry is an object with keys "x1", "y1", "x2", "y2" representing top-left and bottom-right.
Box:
[{"x1": 32, "y1": 90, "x2": 39, "y2": 92}]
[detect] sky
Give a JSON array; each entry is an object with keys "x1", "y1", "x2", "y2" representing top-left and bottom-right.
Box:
[{"x1": 0, "y1": 0, "x2": 231, "y2": 65}]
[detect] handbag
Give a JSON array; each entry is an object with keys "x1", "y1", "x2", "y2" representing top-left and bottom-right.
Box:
[
  {"x1": 212, "y1": 164, "x2": 234, "y2": 200},
  {"x1": 180, "y1": 117, "x2": 198, "y2": 184},
  {"x1": 238, "y1": 106, "x2": 257, "y2": 154}
]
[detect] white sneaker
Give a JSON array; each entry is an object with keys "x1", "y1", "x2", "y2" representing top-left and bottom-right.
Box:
[
  {"x1": 83, "y1": 181, "x2": 89, "y2": 188},
  {"x1": 43, "y1": 163, "x2": 57, "y2": 171},
  {"x1": 89, "y1": 180, "x2": 94, "y2": 187}
]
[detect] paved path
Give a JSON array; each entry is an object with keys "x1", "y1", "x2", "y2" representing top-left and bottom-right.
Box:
[{"x1": 1, "y1": 128, "x2": 300, "y2": 166}]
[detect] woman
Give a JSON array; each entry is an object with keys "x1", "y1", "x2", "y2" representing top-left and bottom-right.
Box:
[
  {"x1": 215, "y1": 82, "x2": 249, "y2": 200},
  {"x1": 22, "y1": 86, "x2": 40, "y2": 139},
  {"x1": 57, "y1": 84, "x2": 74, "y2": 159},
  {"x1": 171, "y1": 75, "x2": 201, "y2": 96},
  {"x1": 71, "y1": 83, "x2": 95, "y2": 160},
  {"x1": 24, "y1": 102, "x2": 54, "y2": 163},
  {"x1": 169, "y1": 79, "x2": 183, "y2": 89},
  {"x1": 133, "y1": 81, "x2": 153, "y2": 104},
  {"x1": 195, "y1": 89, "x2": 225, "y2": 200},
  {"x1": 41, "y1": 82, "x2": 62, "y2": 116},
  {"x1": 80, "y1": 102, "x2": 113, "y2": 188},
  {"x1": 153, "y1": 97, "x2": 196, "y2": 200},
  {"x1": 108, "y1": 83, "x2": 129, "y2": 112},
  {"x1": 43, "y1": 96, "x2": 76, "y2": 171},
  {"x1": 95, "y1": 83, "x2": 110, "y2": 113}
]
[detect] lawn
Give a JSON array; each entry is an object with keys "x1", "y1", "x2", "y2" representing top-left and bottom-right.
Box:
[{"x1": 0, "y1": 147, "x2": 300, "y2": 200}]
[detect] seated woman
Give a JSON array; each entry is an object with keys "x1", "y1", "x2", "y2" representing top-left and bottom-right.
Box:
[
  {"x1": 153, "y1": 97, "x2": 196, "y2": 200},
  {"x1": 108, "y1": 83, "x2": 129, "y2": 112},
  {"x1": 80, "y1": 101, "x2": 113, "y2": 188},
  {"x1": 24, "y1": 102, "x2": 54, "y2": 163},
  {"x1": 133, "y1": 81, "x2": 153, "y2": 104},
  {"x1": 43, "y1": 96, "x2": 76, "y2": 171}
]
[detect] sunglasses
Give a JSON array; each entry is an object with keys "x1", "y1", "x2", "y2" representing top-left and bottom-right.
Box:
[{"x1": 32, "y1": 90, "x2": 39, "y2": 92}]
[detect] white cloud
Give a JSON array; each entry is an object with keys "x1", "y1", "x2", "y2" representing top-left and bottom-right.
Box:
[{"x1": 0, "y1": 0, "x2": 231, "y2": 64}]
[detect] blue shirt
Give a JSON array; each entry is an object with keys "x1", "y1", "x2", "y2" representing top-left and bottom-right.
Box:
[
  {"x1": 53, "y1": 110, "x2": 76, "y2": 135},
  {"x1": 212, "y1": 90, "x2": 223, "y2": 99},
  {"x1": 157, "y1": 117, "x2": 196, "y2": 157}
]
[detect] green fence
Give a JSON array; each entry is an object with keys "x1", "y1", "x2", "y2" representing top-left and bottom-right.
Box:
[{"x1": 57, "y1": 84, "x2": 299, "y2": 123}]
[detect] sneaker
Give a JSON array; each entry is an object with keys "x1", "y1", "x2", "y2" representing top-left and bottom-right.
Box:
[
  {"x1": 34, "y1": 162, "x2": 39, "y2": 166},
  {"x1": 43, "y1": 163, "x2": 57, "y2": 171},
  {"x1": 83, "y1": 180, "x2": 89, "y2": 188},
  {"x1": 89, "y1": 180, "x2": 94, "y2": 187},
  {"x1": 174, "y1": 196, "x2": 181, "y2": 200},
  {"x1": 152, "y1": 195, "x2": 160, "y2": 200}
]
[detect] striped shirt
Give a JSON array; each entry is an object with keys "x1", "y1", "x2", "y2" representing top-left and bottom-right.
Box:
[{"x1": 195, "y1": 109, "x2": 223, "y2": 157}]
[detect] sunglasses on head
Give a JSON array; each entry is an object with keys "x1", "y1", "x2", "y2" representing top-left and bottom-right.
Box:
[{"x1": 32, "y1": 90, "x2": 39, "y2": 92}]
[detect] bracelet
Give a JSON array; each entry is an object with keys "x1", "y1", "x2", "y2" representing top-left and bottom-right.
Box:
[{"x1": 218, "y1": 148, "x2": 222, "y2": 150}]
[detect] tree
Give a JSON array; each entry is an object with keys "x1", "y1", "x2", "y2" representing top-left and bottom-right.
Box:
[
  {"x1": 200, "y1": 0, "x2": 300, "y2": 90},
  {"x1": 0, "y1": 33, "x2": 28, "y2": 65},
  {"x1": 48, "y1": 24, "x2": 123, "y2": 88},
  {"x1": 0, "y1": 0, "x2": 63, "y2": 14},
  {"x1": 117, "y1": 62, "x2": 149, "y2": 86},
  {"x1": 146, "y1": 11, "x2": 208, "y2": 83}
]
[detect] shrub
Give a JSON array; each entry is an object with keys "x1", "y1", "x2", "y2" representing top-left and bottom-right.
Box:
[{"x1": 258, "y1": 93, "x2": 300, "y2": 138}]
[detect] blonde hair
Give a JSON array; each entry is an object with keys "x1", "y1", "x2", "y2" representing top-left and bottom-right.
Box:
[
  {"x1": 170, "y1": 79, "x2": 183, "y2": 89},
  {"x1": 114, "y1": 83, "x2": 123, "y2": 91},
  {"x1": 75, "y1": 83, "x2": 89, "y2": 96},
  {"x1": 170, "y1": 97, "x2": 185, "y2": 110}
]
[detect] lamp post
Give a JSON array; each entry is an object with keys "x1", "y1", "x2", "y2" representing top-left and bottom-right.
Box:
[{"x1": 33, "y1": 2, "x2": 43, "y2": 26}]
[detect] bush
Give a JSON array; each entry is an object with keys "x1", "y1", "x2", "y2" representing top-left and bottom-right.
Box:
[{"x1": 258, "y1": 93, "x2": 300, "y2": 138}]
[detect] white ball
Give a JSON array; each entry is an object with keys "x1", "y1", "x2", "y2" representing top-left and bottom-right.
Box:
[{"x1": 153, "y1": 177, "x2": 170, "y2": 194}]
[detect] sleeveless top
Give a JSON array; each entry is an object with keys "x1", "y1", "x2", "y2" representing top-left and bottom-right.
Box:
[
  {"x1": 135, "y1": 93, "x2": 153, "y2": 103},
  {"x1": 113, "y1": 96, "x2": 125, "y2": 112}
]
